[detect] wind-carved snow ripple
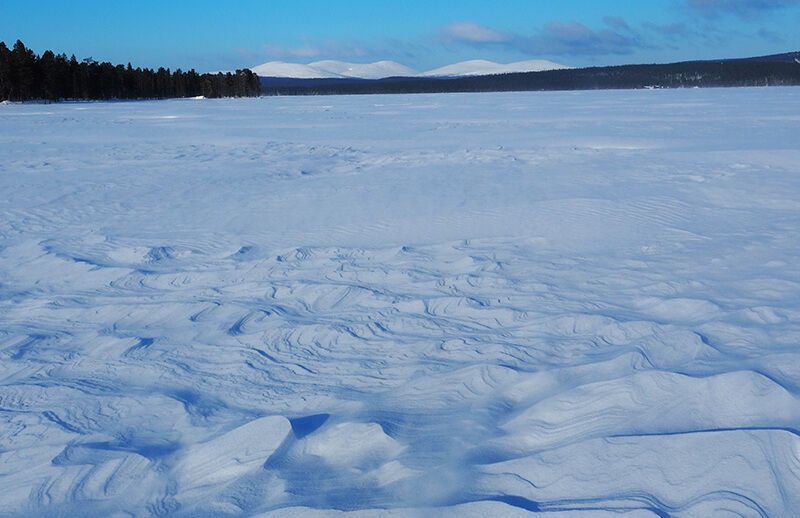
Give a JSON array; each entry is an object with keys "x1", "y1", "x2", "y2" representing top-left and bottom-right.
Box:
[{"x1": 2, "y1": 233, "x2": 799, "y2": 516}]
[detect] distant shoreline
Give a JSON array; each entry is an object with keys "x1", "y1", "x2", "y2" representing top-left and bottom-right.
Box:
[{"x1": 259, "y1": 52, "x2": 800, "y2": 96}]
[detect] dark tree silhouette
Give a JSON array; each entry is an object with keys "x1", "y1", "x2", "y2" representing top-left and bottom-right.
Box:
[
  {"x1": 0, "y1": 42, "x2": 12, "y2": 99},
  {"x1": 0, "y1": 40, "x2": 261, "y2": 102}
]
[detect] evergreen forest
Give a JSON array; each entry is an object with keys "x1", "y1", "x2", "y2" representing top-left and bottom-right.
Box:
[{"x1": 0, "y1": 40, "x2": 261, "y2": 102}]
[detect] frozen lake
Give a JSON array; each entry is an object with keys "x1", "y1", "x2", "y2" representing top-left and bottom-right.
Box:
[{"x1": 1, "y1": 88, "x2": 800, "y2": 517}]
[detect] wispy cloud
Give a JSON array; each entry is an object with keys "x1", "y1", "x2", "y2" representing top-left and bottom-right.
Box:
[
  {"x1": 436, "y1": 19, "x2": 642, "y2": 56},
  {"x1": 757, "y1": 28, "x2": 785, "y2": 43},
  {"x1": 227, "y1": 36, "x2": 429, "y2": 70},
  {"x1": 235, "y1": 38, "x2": 379, "y2": 63},
  {"x1": 255, "y1": 45, "x2": 324, "y2": 59},
  {"x1": 441, "y1": 21, "x2": 512, "y2": 44},
  {"x1": 603, "y1": 16, "x2": 632, "y2": 31},
  {"x1": 527, "y1": 21, "x2": 640, "y2": 55},
  {"x1": 643, "y1": 21, "x2": 690, "y2": 37},
  {"x1": 684, "y1": 0, "x2": 800, "y2": 18}
]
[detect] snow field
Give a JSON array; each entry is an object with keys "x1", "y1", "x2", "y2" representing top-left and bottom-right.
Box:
[{"x1": 1, "y1": 88, "x2": 800, "y2": 516}]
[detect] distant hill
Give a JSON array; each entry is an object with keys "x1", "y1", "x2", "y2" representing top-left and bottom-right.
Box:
[
  {"x1": 419, "y1": 59, "x2": 569, "y2": 77},
  {"x1": 260, "y1": 51, "x2": 800, "y2": 95},
  {"x1": 251, "y1": 60, "x2": 419, "y2": 79},
  {"x1": 252, "y1": 59, "x2": 568, "y2": 80},
  {"x1": 251, "y1": 62, "x2": 339, "y2": 79},
  {"x1": 309, "y1": 60, "x2": 420, "y2": 79},
  {"x1": 737, "y1": 51, "x2": 800, "y2": 63}
]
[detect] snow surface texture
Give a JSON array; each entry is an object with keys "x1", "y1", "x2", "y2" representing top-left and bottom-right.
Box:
[
  {"x1": 250, "y1": 59, "x2": 567, "y2": 79},
  {"x1": 1, "y1": 88, "x2": 800, "y2": 517}
]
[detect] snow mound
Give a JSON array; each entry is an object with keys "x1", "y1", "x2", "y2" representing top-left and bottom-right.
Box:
[
  {"x1": 289, "y1": 422, "x2": 405, "y2": 470},
  {"x1": 481, "y1": 430, "x2": 800, "y2": 517},
  {"x1": 495, "y1": 370, "x2": 800, "y2": 456},
  {"x1": 173, "y1": 416, "x2": 290, "y2": 494}
]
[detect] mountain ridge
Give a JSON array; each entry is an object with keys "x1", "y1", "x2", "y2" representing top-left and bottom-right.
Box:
[
  {"x1": 420, "y1": 59, "x2": 570, "y2": 77},
  {"x1": 258, "y1": 51, "x2": 800, "y2": 95},
  {"x1": 251, "y1": 59, "x2": 569, "y2": 79}
]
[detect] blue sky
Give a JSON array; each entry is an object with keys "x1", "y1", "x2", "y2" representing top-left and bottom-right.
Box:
[{"x1": 2, "y1": 1, "x2": 799, "y2": 72}]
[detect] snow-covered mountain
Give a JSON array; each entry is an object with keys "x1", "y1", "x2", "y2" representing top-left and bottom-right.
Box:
[
  {"x1": 252, "y1": 59, "x2": 569, "y2": 79},
  {"x1": 249, "y1": 62, "x2": 340, "y2": 79},
  {"x1": 309, "y1": 60, "x2": 420, "y2": 79},
  {"x1": 420, "y1": 59, "x2": 570, "y2": 77},
  {"x1": 251, "y1": 60, "x2": 419, "y2": 79}
]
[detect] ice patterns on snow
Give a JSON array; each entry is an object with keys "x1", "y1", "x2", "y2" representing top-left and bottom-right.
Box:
[{"x1": 1, "y1": 89, "x2": 800, "y2": 516}]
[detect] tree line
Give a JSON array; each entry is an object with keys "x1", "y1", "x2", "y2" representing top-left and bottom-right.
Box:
[
  {"x1": 0, "y1": 40, "x2": 260, "y2": 102},
  {"x1": 261, "y1": 56, "x2": 800, "y2": 96}
]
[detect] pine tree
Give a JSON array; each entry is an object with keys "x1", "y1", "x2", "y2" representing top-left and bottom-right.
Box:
[
  {"x1": 0, "y1": 42, "x2": 11, "y2": 100},
  {"x1": 39, "y1": 50, "x2": 58, "y2": 101},
  {"x1": 12, "y1": 40, "x2": 36, "y2": 100}
]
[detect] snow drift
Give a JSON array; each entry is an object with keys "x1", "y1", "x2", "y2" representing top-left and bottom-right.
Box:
[{"x1": 1, "y1": 88, "x2": 799, "y2": 517}]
